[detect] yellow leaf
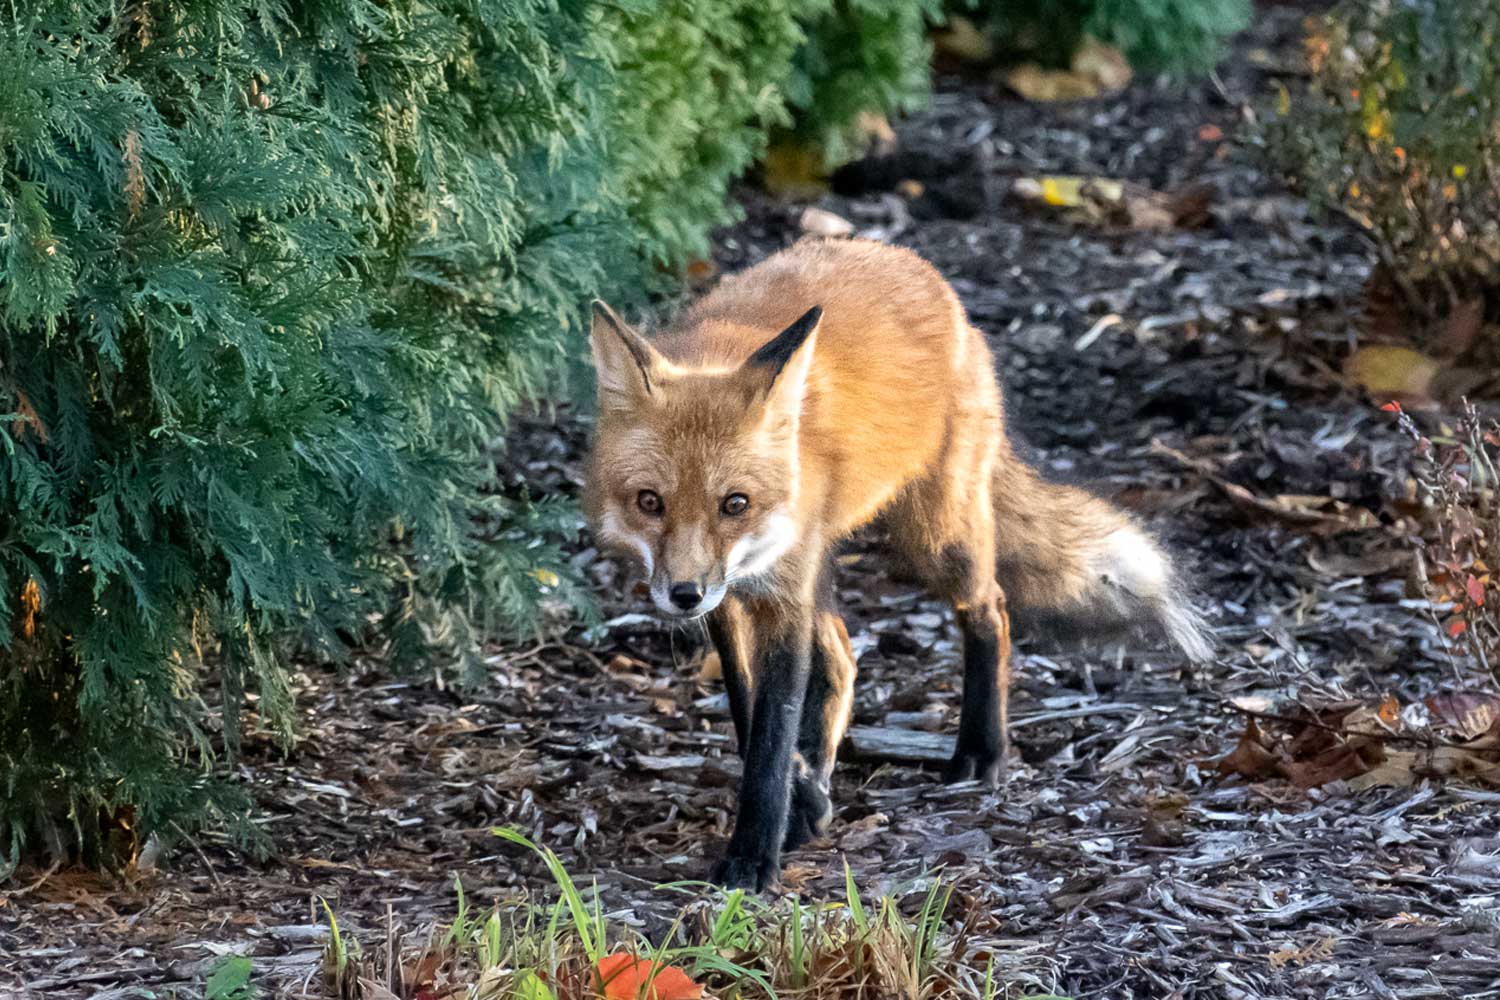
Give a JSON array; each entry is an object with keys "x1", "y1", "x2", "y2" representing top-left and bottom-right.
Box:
[
  {"x1": 1041, "y1": 176, "x2": 1082, "y2": 207},
  {"x1": 1345, "y1": 345, "x2": 1441, "y2": 400},
  {"x1": 530, "y1": 568, "x2": 560, "y2": 588},
  {"x1": 761, "y1": 139, "x2": 828, "y2": 200}
]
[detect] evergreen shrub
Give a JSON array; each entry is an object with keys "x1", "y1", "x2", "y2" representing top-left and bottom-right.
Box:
[
  {"x1": 0, "y1": 0, "x2": 946, "y2": 869},
  {"x1": 969, "y1": 0, "x2": 1249, "y2": 76}
]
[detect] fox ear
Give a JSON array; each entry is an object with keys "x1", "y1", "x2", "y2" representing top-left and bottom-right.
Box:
[
  {"x1": 591, "y1": 300, "x2": 662, "y2": 408},
  {"x1": 744, "y1": 306, "x2": 821, "y2": 420}
]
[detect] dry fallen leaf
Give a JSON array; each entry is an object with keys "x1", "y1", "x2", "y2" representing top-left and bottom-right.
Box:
[
  {"x1": 1002, "y1": 37, "x2": 1131, "y2": 101},
  {"x1": 1215, "y1": 718, "x2": 1283, "y2": 781},
  {"x1": 799, "y1": 206, "x2": 855, "y2": 238},
  {"x1": 1004, "y1": 63, "x2": 1102, "y2": 102},
  {"x1": 1425, "y1": 692, "x2": 1500, "y2": 741},
  {"x1": 761, "y1": 139, "x2": 828, "y2": 200},
  {"x1": 1218, "y1": 693, "x2": 1500, "y2": 794},
  {"x1": 1011, "y1": 175, "x2": 1211, "y2": 230},
  {"x1": 1345, "y1": 345, "x2": 1442, "y2": 401},
  {"x1": 932, "y1": 15, "x2": 993, "y2": 65}
]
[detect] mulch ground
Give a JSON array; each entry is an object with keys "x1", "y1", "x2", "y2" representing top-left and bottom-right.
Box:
[{"x1": 6, "y1": 5, "x2": 1500, "y2": 999}]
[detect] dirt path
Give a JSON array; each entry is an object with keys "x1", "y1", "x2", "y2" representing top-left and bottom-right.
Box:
[{"x1": 6, "y1": 6, "x2": 1500, "y2": 999}]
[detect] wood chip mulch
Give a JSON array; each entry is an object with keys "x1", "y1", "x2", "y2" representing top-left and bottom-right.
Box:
[{"x1": 5, "y1": 5, "x2": 1499, "y2": 998}]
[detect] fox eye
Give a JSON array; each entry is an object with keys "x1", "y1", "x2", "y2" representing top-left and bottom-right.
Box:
[
  {"x1": 636, "y1": 490, "x2": 663, "y2": 516},
  {"x1": 721, "y1": 493, "x2": 750, "y2": 516}
]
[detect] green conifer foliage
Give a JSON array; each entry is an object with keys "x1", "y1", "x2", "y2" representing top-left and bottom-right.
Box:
[
  {"x1": 0, "y1": 1, "x2": 943, "y2": 869},
  {"x1": 0, "y1": 1, "x2": 614, "y2": 868},
  {"x1": 972, "y1": 0, "x2": 1248, "y2": 75},
  {"x1": 787, "y1": 0, "x2": 941, "y2": 166}
]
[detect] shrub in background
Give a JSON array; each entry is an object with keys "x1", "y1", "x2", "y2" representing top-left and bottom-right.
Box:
[
  {"x1": 786, "y1": 0, "x2": 943, "y2": 166},
  {"x1": 1263, "y1": 0, "x2": 1500, "y2": 345},
  {"x1": 968, "y1": 0, "x2": 1248, "y2": 76},
  {"x1": 604, "y1": 0, "x2": 818, "y2": 267}
]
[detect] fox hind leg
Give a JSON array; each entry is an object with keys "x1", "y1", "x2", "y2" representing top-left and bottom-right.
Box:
[
  {"x1": 946, "y1": 582, "x2": 1011, "y2": 787},
  {"x1": 886, "y1": 383, "x2": 1012, "y2": 788}
]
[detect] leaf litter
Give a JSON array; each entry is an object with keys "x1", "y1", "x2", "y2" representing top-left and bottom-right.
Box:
[{"x1": 5, "y1": 5, "x2": 1500, "y2": 999}]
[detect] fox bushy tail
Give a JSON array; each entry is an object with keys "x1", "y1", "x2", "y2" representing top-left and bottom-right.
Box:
[{"x1": 991, "y1": 443, "x2": 1212, "y2": 662}]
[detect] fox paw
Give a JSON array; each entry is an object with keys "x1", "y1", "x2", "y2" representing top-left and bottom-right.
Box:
[
  {"x1": 782, "y1": 775, "x2": 834, "y2": 852},
  {"x1": 943, "y1": 746, "x2": 1004, "y2": 789},
  {"x1": 711, "y1": 851, "x2": 782, "y2": 893}
]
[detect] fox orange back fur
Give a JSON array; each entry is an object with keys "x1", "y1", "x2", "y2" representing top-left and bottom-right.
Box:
[{"x1": 585, "y1": 238, "x2": 1209, "y2": 890}]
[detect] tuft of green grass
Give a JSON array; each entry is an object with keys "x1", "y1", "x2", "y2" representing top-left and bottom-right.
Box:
[{"x1": 306, "y1": 828, "x2": 1059, "y2": 998}]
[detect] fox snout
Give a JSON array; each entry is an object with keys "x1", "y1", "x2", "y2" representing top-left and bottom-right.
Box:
[
  {"x1": 650, "y1": 573, "x2": 728, "y2": 618},
  {"x1": 649, "y1": 534, "x2": 728, "y2": 618}
]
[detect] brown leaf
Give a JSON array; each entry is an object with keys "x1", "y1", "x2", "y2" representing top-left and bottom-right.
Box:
[
  {"x1": 1434, "y1": 297, "x2": 1484, "y2": 358},
  {"x1": 761, "y1": 139, "x2": 828, "y2": 200},
  {"x1": 1287, "y1": 739, "x2": 1384, "y2": 789},
  {"x1": 1215, "y1": 718, "x2": 1284, "y2": 781},
  {"x1": 1425, "y1": 692, "x2": 1500, "y2": 740},
  {"x1": 932, "y1": 16, "x2": 993, "y2": 65},
  {"x1": 1003, "y1": 64, "x2": 1102, "y2": 102},
  {"x1": 123, "y1": 129, "x2": 145, "y2": 220},
  {"x1": 1306, "y1": 547, "x2": 1408, "y2": 578},
  {"x1": 9, "y1": 388, "x2": 48, "y2": 444},
  {"x1": 1466, "y1": 574, "x2": 1486, "y2": 607},
  {"x1": 1070, "y1": 37, "x2": 1132, "y2": 93}
]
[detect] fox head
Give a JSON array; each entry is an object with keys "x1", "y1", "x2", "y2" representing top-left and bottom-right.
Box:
[{"x1": 583, "y1": 301, "x2": 821, "y2": 619}]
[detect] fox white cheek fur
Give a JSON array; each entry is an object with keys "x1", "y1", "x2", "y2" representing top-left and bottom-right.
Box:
[
  {"x1": 724, "y1": 511, "x2": 799, "y2": 583},
  {"x1": 599, "y1": 510, "x2": 653, "y2": 576}
]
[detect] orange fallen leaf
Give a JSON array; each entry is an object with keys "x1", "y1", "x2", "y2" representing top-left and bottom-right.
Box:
[{"x1": 596, "y1": 953, "x2": 704, "y2": 1000}]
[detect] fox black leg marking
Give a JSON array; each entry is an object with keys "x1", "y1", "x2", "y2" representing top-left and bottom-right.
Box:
[
  {"x1": 711, "y1": 619, "x2": 811, "y2": 892},
  {"x1": 707, "y1": 603, "x2": 753, "y2": 756},
  {"x1": 944, "y1": 592, "x2": 1011, "y2": 788},
  {"x1": 785, "y1": 611, "x2": 855, "y2": 851}
]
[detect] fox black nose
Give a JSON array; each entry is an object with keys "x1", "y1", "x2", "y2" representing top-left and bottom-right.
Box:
[{"x1": 669, "y1": 582, "x2": 704, "y2": 610}]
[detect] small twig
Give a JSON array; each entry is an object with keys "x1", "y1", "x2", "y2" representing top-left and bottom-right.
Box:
[
  {"x1": 172, "y1": 822, "x2": 223, "y2": 892},
  {"x1": 1, "y1": 859, "x2": 61, "y2": 898}
]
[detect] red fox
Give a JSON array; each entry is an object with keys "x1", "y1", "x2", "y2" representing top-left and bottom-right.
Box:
[{"x1": 585, "y1": 238, "x2": 1210, "y2": 890}]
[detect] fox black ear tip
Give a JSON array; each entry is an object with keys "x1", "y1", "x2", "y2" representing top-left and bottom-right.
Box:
[{"x1": 591, "y1": 300, "x2": 624, "y2": 331}]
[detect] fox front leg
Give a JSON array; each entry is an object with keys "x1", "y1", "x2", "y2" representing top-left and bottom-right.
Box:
[
  {"x1": 711, "y1": 618, "x2": 812, "y2": 892},
  {"x1": 707, "y1": 600, "x2": 754, "y2": 756}
]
